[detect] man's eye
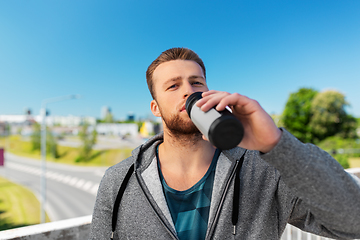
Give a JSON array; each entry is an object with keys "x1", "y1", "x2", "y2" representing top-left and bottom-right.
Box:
[
  {"x1": 168, "y1": 84, "x2": 177, "y2": 89},
  {"x1": 192, "y1": 82, "x2": 203, "y2": 85}
]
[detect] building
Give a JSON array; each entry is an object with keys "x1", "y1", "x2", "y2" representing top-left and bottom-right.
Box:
[
  {"x1": 0, "y1": 115, "x2": 36, "y2": 135},
  {"x1": 95, "y1": 123, "x2": 138, "y2": 137},
  {"x1": 0, "y1": 122, "x2": 8, "y2": 136},
  {"x1": 33, "y1": 115, "x2": 96, "y2": 127},
  {"x1": 0, "y1": 114, "x2": 96, "y2": 136}
]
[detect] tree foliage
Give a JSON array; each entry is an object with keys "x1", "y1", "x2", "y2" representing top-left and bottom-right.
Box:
[
  {"x1": 281, "y1": 88, "x2": 318, "y2": 143},
  {"x1": 31, "y1": 123, "x2": 41, "y2": 151},
  {"x1": 30, "y1": 122, "x2": 59, "y2": 158},
  {"x1": 282, "y1": 88, "x2": 357, "y2": 144},
  {"x1": 309, "y1": 90, "x2": 357, "y2": 143},
  {"x1": 76, "y1": 123, "x2": 97, "y2": 162}
]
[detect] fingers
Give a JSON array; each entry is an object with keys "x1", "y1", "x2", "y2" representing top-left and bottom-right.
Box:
[
  {"x1": 201, "y1": 90, "x2": 217, "y2": 97},
  {"x1": 196, "y1": 91, "x2": 230, "y2": 112},
  {"x1": 215, "y1": 93, "x2": 247, "y2": 112},
  {"x1": 195, "y1": 90, "x2": 249, "y2": 113}
]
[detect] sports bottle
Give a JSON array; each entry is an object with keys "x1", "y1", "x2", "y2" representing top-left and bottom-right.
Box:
[{"x1": 185, "y1": 92, "x2": 244, "y2": 150}]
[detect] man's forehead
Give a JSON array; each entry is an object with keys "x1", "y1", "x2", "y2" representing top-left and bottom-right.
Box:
[{"x1": 153, "y1": 59, "x2": 204, "y2": 82}]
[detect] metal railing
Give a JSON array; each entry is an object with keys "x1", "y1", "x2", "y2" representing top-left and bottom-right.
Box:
[
  {"x1": 0, "y1": 215, "x2": 91, "y2": 240},
  {"x1": 281, "y1": 224, "x2": 360, "y2": 240}
]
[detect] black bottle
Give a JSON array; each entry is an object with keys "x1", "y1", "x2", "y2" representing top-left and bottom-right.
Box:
[{"x1": 185, "y1": 92, "x2": 244, "y2": 150}]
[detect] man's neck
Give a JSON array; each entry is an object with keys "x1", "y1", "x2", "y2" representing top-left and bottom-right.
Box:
[{"x1": 158, "y1": 129, "x2": 216, "y2": 191}]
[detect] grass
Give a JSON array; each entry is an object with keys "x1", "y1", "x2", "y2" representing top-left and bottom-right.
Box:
[
  {"x1": 0, "y1": 177, "x2": 50, "y2": 231},
  {"x1": 0, "y1": 135, "x2": 133, "y2": 167}
]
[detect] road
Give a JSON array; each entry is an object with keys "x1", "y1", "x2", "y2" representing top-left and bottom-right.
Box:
[
  {"x1": 0, "y1": 152, "x2": 108, "y2": 222},
  {"x1": 57, "y1": 135, "x2": 145, "y2": 150}
]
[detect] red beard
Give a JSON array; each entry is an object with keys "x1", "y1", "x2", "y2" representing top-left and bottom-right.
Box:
[{"x1": 162, "y1": 112, "x2": 200, "y2": 136}]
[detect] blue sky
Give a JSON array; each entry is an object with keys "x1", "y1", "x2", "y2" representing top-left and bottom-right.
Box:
[{"x1": 1, "y1": 0, "x2": 359, "y2": 120}]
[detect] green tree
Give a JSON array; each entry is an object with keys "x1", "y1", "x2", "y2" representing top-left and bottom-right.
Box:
[
  {"x1": 31, "y1": 123, "x2": 41, "y2": 151},
  {"x1": 281, "y1": 88, "x2": 318, "y2": 143},
  {"x1": 309, "y1": 90, "x2": 357, "y2": 143},
  {"x1": 46, "y1": 131, "x2": 59, "y2": 158},
  {"x1": 77, "y1": 123, "x2": 97, "y2": 162},
  {"x1": 30, "y1": 122, "x2": 59, "y2": 158}
]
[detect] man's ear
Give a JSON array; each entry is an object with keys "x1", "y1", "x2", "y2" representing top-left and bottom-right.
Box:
[{"x1": 151, "y1": 99, "x2": 161, "y2": 117}]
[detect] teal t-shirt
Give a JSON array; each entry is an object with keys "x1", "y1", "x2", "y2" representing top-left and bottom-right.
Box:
[{"x1": 157, "y1": 148, "x2": 220, "y2": 240}]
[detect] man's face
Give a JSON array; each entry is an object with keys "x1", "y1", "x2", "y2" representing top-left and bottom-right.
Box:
[{"x1": 150, "y1": 60, "x2": 209, "y2": 135}]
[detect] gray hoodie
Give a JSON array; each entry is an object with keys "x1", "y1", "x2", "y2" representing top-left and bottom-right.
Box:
[{"x1": 90, "y1": 129, "x2": 360, "y2": 239}]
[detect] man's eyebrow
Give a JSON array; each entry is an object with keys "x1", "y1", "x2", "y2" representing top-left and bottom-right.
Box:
[
  {"x1": 189, "y1": 75, "x2": 205, "y2": 81},
  {"x1": 163, "y1": 76, "x2": 182, "y2": 87},
  {"x1": 163, "y1": 75, "x2": 205, "y2": 87}
]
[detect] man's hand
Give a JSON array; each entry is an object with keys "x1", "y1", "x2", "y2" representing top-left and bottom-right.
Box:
[{"x1": 195, "y1": 90, "x2": 282, "y2": 153}]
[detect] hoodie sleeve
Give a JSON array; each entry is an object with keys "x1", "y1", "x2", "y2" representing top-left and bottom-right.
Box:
[{"x1": 260, "y1": 128, "x2": 360, "y2": 239}]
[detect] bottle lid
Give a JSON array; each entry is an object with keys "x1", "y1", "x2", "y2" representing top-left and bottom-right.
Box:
[{"x1": 185, "y1": 92, "x2": 203, "y2": 117}]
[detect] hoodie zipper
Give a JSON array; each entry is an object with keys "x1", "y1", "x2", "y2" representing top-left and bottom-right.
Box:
[{"x1": 205, "y1": 150, "x2": 246, "y2": 240}]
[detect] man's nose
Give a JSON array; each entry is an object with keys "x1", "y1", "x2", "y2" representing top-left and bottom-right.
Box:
[{"x1": 183, "y1": 82, "x2": 195, "y2": 98}]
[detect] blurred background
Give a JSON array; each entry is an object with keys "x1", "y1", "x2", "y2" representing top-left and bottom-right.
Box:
[{"x1": 0, "y1": 0, "x2": 359, "y2": 233}]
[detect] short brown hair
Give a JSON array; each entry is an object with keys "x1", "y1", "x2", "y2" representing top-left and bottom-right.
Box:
[{"x1": 146, "y1": 47, "x2": 206, "y2": 99}]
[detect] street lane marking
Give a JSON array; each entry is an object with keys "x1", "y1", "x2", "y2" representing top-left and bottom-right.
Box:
[
  {"x1": 62, "y1": 175, "x2": 72, "y2": 184},
  {"x1": 82, "y1": 181, "x2": 93, "y2": 191},
  {"x1": 5, "y1": 162, "x2": 99, "y2": 196},
  {"x1": 69, "y1": 177, "x2": 79, "y2": 186},
  {"x1": 56, "y1": 174, "x2": 65, "y2": 182},
  {"x1": 75, "y1": 179, "x2": 85, "y2": 188}
]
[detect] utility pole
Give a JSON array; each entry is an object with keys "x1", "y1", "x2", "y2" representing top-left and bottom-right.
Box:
[{"x1": 40, "y1": 94, "x2": 80, "y2": 223}]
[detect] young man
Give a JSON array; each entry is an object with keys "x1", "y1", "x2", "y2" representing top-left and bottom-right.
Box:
[{"x1": 90, "y1": 48, "x2": 360, "y2": 240}]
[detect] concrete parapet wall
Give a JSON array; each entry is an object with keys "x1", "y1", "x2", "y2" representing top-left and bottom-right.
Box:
[
  {"x1": 347, "y1": 168, "x2": 360, "y2": 179},
  {"x1": 0, "y1": 215, "x2": 91, "y2": 240}
]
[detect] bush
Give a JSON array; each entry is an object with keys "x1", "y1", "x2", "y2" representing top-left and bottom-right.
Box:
[
  {"x1": 332, "y1": 154, "x2": 350, "y2": 169},
  {"x1": 317, "y1": 136, "x2": 360, "y2": 150}
]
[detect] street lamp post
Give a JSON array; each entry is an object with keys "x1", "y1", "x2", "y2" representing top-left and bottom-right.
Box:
[{"x1": 40, "y1": 94, "x2": 80, "y2": 223}]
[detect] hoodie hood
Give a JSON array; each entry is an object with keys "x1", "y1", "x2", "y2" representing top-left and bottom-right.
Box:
[{"x1": 131, "y1": 133, "x2": 164, "y2": 173}]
